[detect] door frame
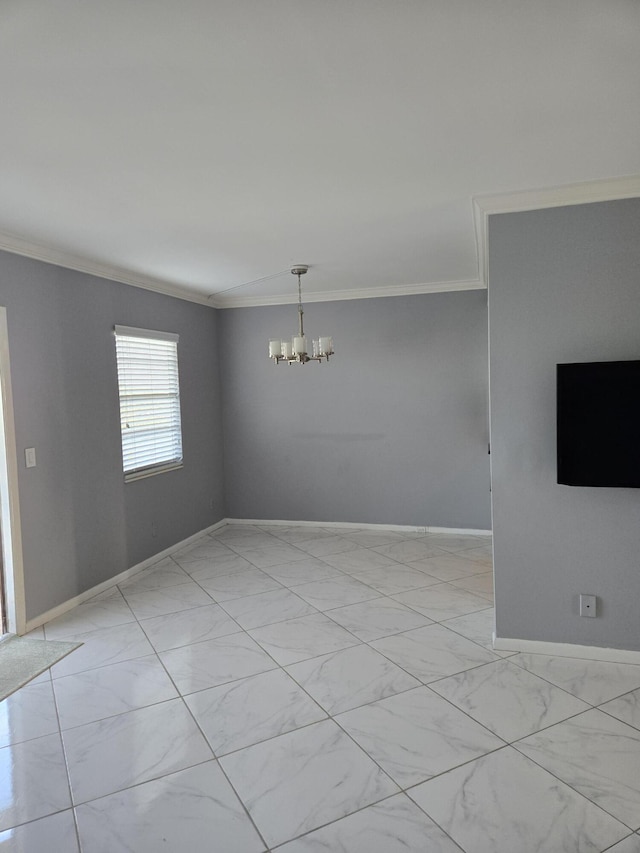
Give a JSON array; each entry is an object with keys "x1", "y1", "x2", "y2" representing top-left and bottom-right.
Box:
[{"x1": 0, "y1": 307, "x2": 26, "y2": 635}]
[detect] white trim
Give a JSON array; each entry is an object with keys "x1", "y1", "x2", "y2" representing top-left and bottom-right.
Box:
[
  {"x1": 0, "y1": 308, "x2": 26, "y2": 635},
  {"x1": 1, "y1": 176, "x2": 639, "y2": 309},
  {"x1": 0, "y1": 230, "x2": 214, "y2": 309},
  {"x1": 493, "y1": 634, "x2": 640, "y2": 665},
  {"x1": 225, "y1": 518, "x2": 492, "y2": 536},
  {"x1": 214, "y1": 279, "x2": 485, "y2": 309},
  {"x1": 0, "y1": 228, "x2": 485, "y2": 309},
  {"x1": 124, "y1": 462, "x2": 183, "y2": 483},
  {"x1": 230, "y1": 518, "x2": 429, "y2": 533},
  {"x1": 114, "y1": 325, "x2": 179, "y2": 343},
  {"x1": 426, "y1": 526, "x2": 492, "y2": 537},
  {"x1": 24, "y1": 519, "x2": 226, "y2": 633},
  {"x1": 473, "y1": 174, "x2": 640, "y2": 286}
]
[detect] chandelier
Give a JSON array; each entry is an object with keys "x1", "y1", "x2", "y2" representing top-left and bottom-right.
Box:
[{"x1": 268, "y1": 265, "x2": 334, "y2": 365}]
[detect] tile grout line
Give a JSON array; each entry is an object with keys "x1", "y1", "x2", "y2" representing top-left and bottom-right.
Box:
[
  {"x1": 49, "y1": 664, "x2": 84, "y2": 852},
  {"x1": 506, "y1": 738, "x2": 639, "y2": 834},
  {"x1": 145, "y1": 628, "x2": 274, "y2": 853},
  {"x1": 14, "y1": 524, "x2": 640, "y2": 848},
  {"x1": 504, "y1": 655, "x2": 640, "y2": 707},
  {"x1": 54, "y1": 565, "x2": 274, "y2": 848},
  {"x1": 146, "y1": 540, "x2": 427, "y2": 848},
  {"x1": 124, "y1": 540, "x2": 452, "y2": 846},
  {"x1": 195, "y1": 534, "x2": 640, "y2": 838}
]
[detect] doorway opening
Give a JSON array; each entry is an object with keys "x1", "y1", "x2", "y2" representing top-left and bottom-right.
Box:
[
  {"x1": 0, "y1": 307, "x2": 26, "y2": 636},
  {"x1": 0, "y1": 524, "x2": 5, "y2": 634}
]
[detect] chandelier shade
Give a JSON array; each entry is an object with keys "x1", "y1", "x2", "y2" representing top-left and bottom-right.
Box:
[{"x1": 268, "y1": 266, "x2": 334, "y2": 365}]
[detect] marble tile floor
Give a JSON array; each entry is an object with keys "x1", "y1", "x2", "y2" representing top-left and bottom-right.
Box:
[{"x1": 1, "y1": 524, "x2": 640, "y2": 851}]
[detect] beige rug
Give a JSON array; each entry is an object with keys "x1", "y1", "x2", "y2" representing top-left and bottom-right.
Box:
[{"x1": 0, "y1": 635, "x2": 82, "y2": 701}]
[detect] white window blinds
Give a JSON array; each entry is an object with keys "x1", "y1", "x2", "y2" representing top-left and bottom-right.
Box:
[{"x1": 114, "y1": 326, "x2": 183, "y2": 479}]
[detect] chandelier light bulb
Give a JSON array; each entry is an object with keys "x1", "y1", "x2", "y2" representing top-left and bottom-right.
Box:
[{"x1": 268, "y1": 339, "x2": 282, "y2": 358}]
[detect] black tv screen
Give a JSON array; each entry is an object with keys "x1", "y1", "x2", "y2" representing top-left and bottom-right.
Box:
[{"x1": 557, "y1": 360, "x2": 640, "y2": 487}]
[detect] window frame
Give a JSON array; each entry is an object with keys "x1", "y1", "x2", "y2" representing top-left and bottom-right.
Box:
[{"x1": 114, "y1": 325, "x2": 184, "y2": 483}]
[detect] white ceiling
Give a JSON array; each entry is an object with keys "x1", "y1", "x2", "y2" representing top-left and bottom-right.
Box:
[{"x1": 1, "y1": 0, "x2": 639, "y2": 307}]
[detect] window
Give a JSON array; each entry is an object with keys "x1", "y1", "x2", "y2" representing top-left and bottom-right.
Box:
[{"x1": 114, "y1": 325, "x2": 183, "y2": 481}]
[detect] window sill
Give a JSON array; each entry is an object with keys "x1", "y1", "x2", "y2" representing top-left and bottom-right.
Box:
[{"x1": 124, "y1": 462, "x2": 183, "y2": 483}]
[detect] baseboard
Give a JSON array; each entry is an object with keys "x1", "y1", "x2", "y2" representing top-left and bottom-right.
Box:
[
  {"x1": 24, "y1": 519, "x2": 227, "y2": 633},
  {"x1": 24, "y1": 517, "x2": 490, "y2": 633},
  {"x1": 493, "y1": 634, "x2": 640, "y2": 665},
  {"x1": 426, "y1": 526, "x2": 492, "y2": 537},
  {"x1": 226, "y1": 518, "x2": 493, "y2": 536}
]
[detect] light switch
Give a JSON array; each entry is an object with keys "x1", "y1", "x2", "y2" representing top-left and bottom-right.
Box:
[{"x1": 25, "y1": 447, "x2": 36, "y2": 468}]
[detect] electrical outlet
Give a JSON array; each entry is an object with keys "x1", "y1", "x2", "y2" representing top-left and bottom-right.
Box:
[
  {"x1": 25, "y1": 447, "x2": 36, "y2": 468},
  {"x1": 151, "y1": 521, "x2": 158, "y2": 539},
  {"x1": 579, "y1": 594, "x2": 597, "y2": 617}
]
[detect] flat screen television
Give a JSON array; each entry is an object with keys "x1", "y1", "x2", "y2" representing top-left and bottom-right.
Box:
[{"x1": 557, "y1": 360, "x2": 640, "y2": 487}]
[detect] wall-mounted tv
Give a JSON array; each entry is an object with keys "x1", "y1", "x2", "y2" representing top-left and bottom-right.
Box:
[{"x1": 557, "y1": 360, "x2": 640, "y2": 488}]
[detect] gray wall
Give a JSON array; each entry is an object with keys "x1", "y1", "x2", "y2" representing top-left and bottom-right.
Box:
[
  {"x1": 0, "y1": 251, "x2": 225, "y2": 621},
  {"x1": 489, "y1": 198, "x2": 640, "y2": 651},
  {"x1": 219, "y1": 290, "x2": 491, "y2": 529}
]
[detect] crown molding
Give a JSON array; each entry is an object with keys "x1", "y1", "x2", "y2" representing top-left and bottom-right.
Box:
[
  {"x1": 0, "y1": 230, "x2": 215, "y2": 308},
  {"x1": 0, "y1": 228, "x2": 484, "y2": 309},
  {"x1": 2, "y1": 174, "x2": 638, "y2": 309},
  {"x1": 473, "y1": 174, "x2": 640, "y2": 286},
  {"x1": 214, "y1": 278, "x2": 485, "y2": 309}
]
